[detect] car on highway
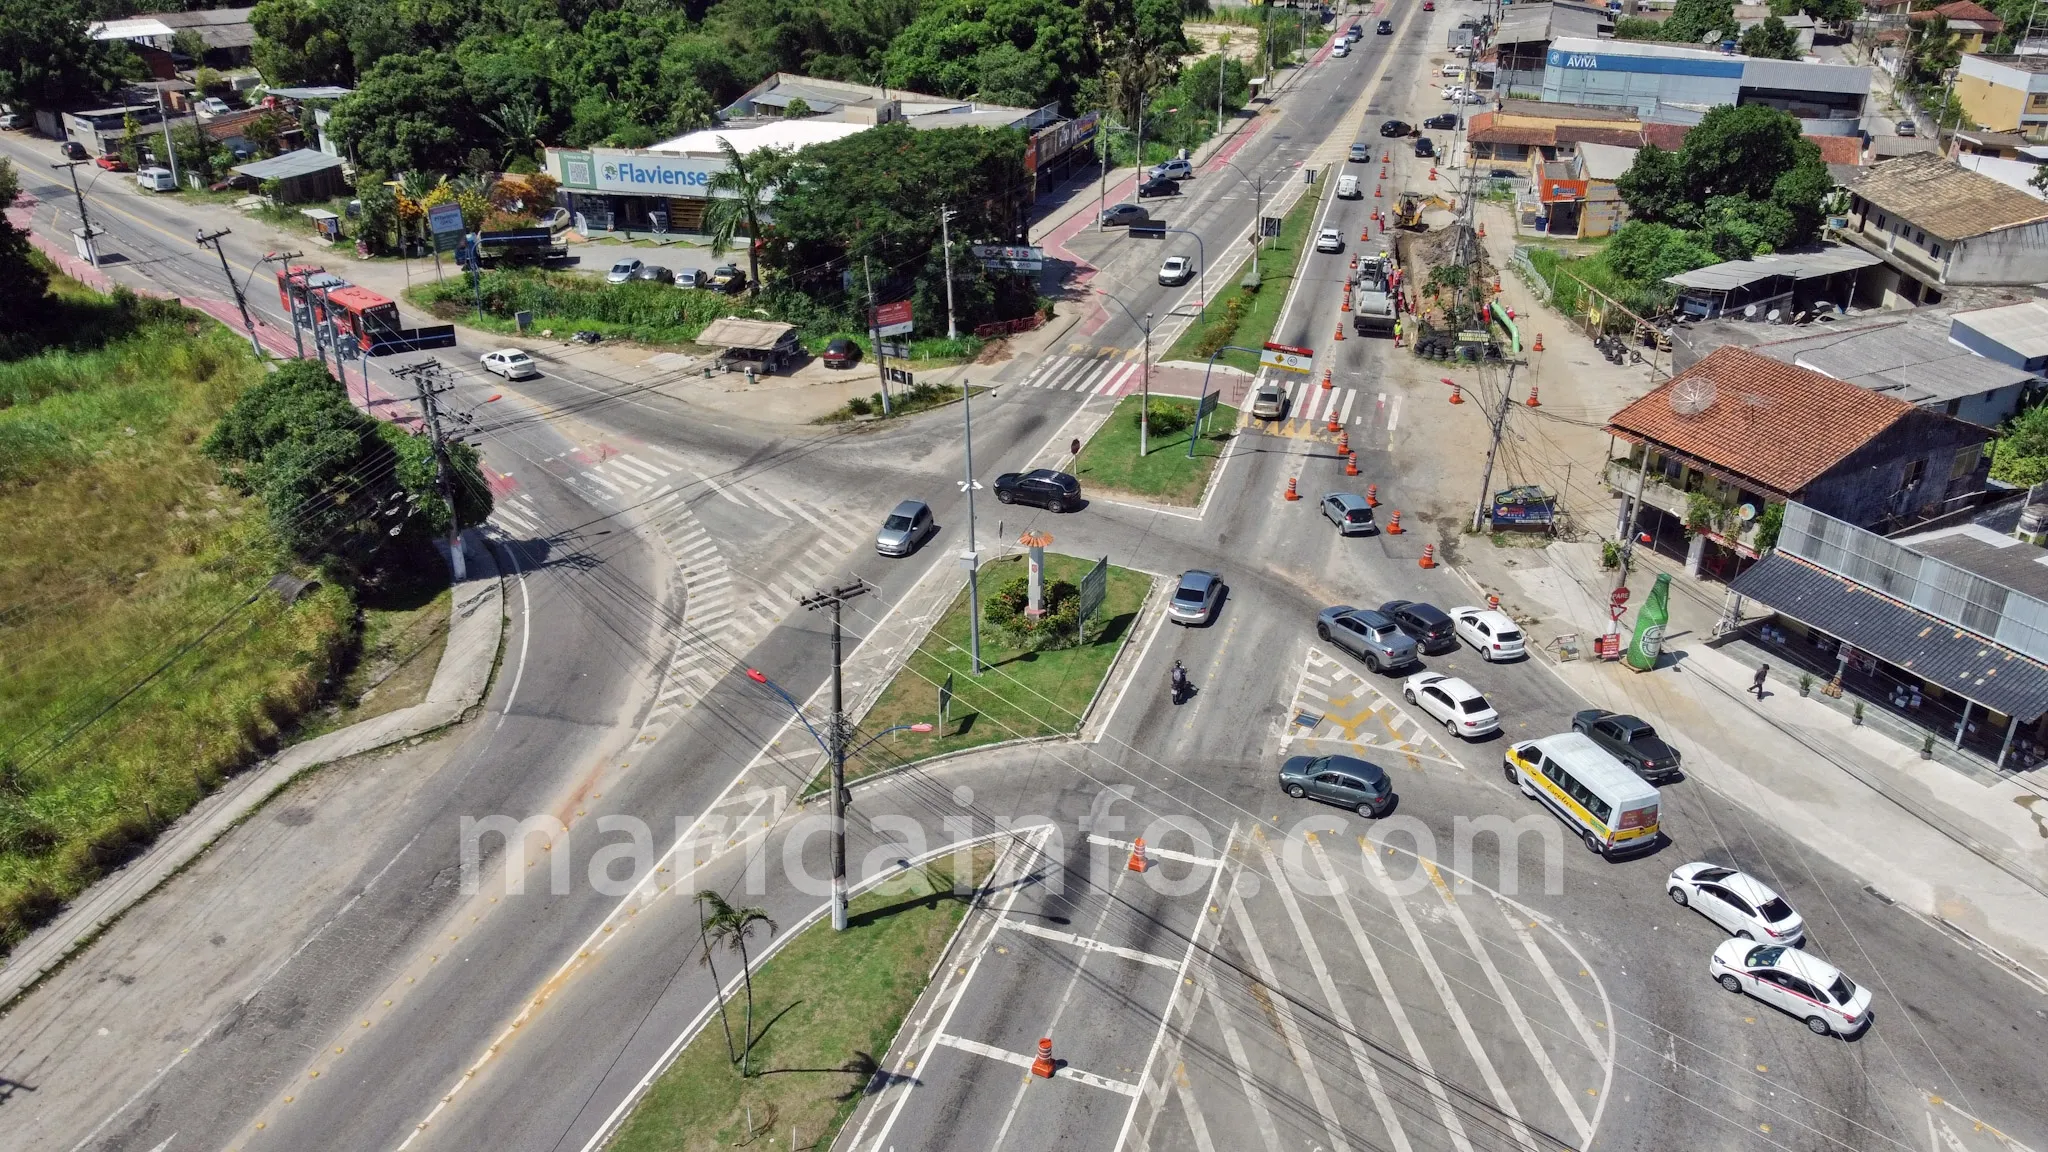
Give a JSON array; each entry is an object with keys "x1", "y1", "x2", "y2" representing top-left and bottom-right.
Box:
[
  {"x1": 1346, "y1": 23, "x2": 1364, "y2": 40},
  {"x1": 1895, "y1": 119, "x2": 1917, "y2": 137},
  {"x1": 1251, "y1": 381, "x2": 1288, "y2": 419},
  {"x1": 1451, "y1": 605, "x2": 1525, "y2": 661},
  {"x1": 1316, "y1": 606, "x2": 1419, "y2": 674},
  {"x1": 1709, "y1": 941, "x2": 1871, "y2": 1036},
  {"x1": 1378, "y1": 599, "x2": 1457, "y2": 654},
  {"x1": 1136, "y1": 173, "x2": 1179, "y2": 198},
  {"x1": 1337, "y1": 173, "x2": 1361, "y2": 198},
  {"x1": 1320, "y1": 492, "x2": 1376, "y2": 535},
  {"x1": 1402, "y1": 671, "x2": 1499, "y2": 738},
  {"x1": 59, "y1": 140, "x2": 88, "y2": 161},
  {"x1": 1379, "y1": 119, "x2": 1413, "y2": 137},
  {"x1": 1159, "y1": 255, "x2": 1195, "y2": 285},
  {"x1": 1422, "y1": 1, "x2": 1434, "y2": 8},
  {"x1": 606, "y1": 258, "x2": 643, "y2": 284},
  {"x1": 1424, "y1": 113, "x2": 1459, "y2": 129},
  {"x1": 480, "y1": 349, "x2": 541, "y2": 380},
  {"x1": 1168, "y1": 569, "x2": 1225, "y2": 625},
  {"x1": 1572, "y1": 708, "x2": 1683, "y2": 780},
  {"x1": 1348, "y1": 142, "x2": 1370, "y2": 162},
  {"x1": 1332, "y1": 41, "x2": 1350, "y2": 57},
  {"x1": 1377, "y1": 17, "x2": 1393, "y2": 33},
  {"x1": 1152, "y1": 157, "x2": 1194, "y2": 180},
  {"x1": 630, "y1": 265, "x2": 675, "y2": 285},
  {"x1": 1414, "y1": 137, "x2": 1436, "y2": 158},
  {"x1": 710, "y1": 264, "x2": 748, "y2": 293},
  {"x1": 94, "y1": 153, "x2": 129, "y2": 172},
  {"x1": 993, "y1": 468, "x2": 1080, "y2": 512},
  {"x1": 1279, "y1": 753, "x2": 1393, "y2": 817},
  {"x1": 1669, "y1": 863, "x2": 1806, "y2": 944},
  {"x1": 822, "y1": 337, "x2": 861, "y2": 368},
  {"x1": 1315, "y1": 227, "x2": 1345, "y2": 253},
  {"x1": 875, "y1": 499, "x2": 936, "y2": 557},
  {"x1": 1100, "y1": 202, "x2": 1151, "y2": 227}
]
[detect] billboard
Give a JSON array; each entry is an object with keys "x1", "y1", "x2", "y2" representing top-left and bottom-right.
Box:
[
  {"x1": 551, "y1": 148, "x2": 728, "y2": 196},
  {"x1": 870, "y1": 300, "x2": 913, "y2": 337}
]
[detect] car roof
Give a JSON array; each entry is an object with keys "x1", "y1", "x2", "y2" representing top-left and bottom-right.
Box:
[
  {"x1": 1327, "y1": 754, "x2": 1387, "y2": 779},
  {"x1": 889, "y1": 498, "x2": 927, "y2": 516},
  {"x1": 1163, "y1": 255, "x2": 1187, "y2": 265},
  {"x1": 493, "y1": 348, "x2": 530, "y2": 357},
  {"x1": 1177, "y1": 569, "x2": 1217, "y2": 588},
  {"x1": 1326, "y1": 491, "x2": 1368, "y2": 508},
  {"x1": 1350, "y1": 608, "x2": 1398, "y2": 628},
  {"x1": 1453, "y1": 605, "x2": 1516, "y2": 626},
  {"x1": 1394, "y1": 601, "x2": 1450, "y2": 623},
  {"x1": 1717, "y1": 870, "x2": 1783, "y2": 907},
  {"x1": 1026, "y1": 468, "x2": 1075, "y2": 484},
  {"x1": 1752, "y1": 944, "x2": 1840, "y2": 983}
]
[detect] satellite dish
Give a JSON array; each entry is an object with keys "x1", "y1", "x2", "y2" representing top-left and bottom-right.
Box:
[
  {"x1": 1744, "y1": 303, "x2": 1759, "y2": 319},
  {"x1": 1669, "y1": 373, "x2": 1717, "y2": 416},
  {"x1": 1738, "y1": 503, "x2": 1757, "y2": 522}
]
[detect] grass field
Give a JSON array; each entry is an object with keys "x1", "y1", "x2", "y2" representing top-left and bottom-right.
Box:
[
  {"x1": 604, "y1": 847, "x2": 993, "y2": 1152},
  {"x1": 848, "y1": 554, "x2": 1151, "y2": 775},
  {"x1": 1165, "y1": 169, "x2": 1327, "y2": 373},
  {"x1": 1073, "y1": 395, "x2": 1239, "y2": 505},
  {"x1": 0, "y1": 286, "x2": 354, "y2": 952}
]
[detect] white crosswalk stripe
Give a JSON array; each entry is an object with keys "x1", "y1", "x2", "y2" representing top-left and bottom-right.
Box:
[
  {"x1": 1016, "y1": 354, "x2": 1138, "y2": 395},
  {"x1": 490, "y1": 492, "x2": 545, "y2": 537}
]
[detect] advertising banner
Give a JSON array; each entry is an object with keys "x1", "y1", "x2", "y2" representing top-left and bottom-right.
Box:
[
  {"x1": 552, "y1": 148, "x2": 727, "y2": 196},
  {"x1": 870, "y1": 300, "x2": 913, "y2": 337},
  {"x1": 1624, "y1": 572, "x2": 1671, "y2": 671}
]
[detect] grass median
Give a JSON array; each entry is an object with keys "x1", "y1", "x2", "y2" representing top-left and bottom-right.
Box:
[
  {"x1": 605, "y1": 846, "x2": 994, "y2": 1152},
  {"x1": 1073, "y1": 394, "x2": 1238, "y2": 506},
  {"x1": 847, "y1": 553, "x2": 1151, "y2": 774},
  {"x1": 1165, "y1": 169, "x2": 1327, "y2": 374}
]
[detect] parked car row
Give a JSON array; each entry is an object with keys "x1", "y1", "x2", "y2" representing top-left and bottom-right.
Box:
[{"x1": 605, "y1": 258, "x2": 745, "y2": 292}]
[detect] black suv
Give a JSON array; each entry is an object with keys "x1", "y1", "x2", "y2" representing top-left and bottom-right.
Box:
[
  {"x1": 1423, "y1": 113, "x2": 1459, "y2": 130},
  {"x1": 1378, "y1": 600, "x2": 1458, "y2": 654},
  {"x1": 993, "y1": 468, "x2": 1081, "y2": 512},
  {"x1": 1137, "y1": 173, "x2": 1179, "y2": 198},
  {"x1": 1378, "y1": 119, "x2": 1413, "y2": 137}
]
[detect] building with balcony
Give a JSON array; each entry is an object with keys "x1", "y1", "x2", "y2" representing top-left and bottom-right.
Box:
[
  {"x1": 1604, "y1": 346, "x2": 1995, "y2": 581},
  {"x1": 1838, "y1": 152, "x2": 2048, "y2": 304}
]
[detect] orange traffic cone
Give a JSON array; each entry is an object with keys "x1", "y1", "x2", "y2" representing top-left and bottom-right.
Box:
[
  {"x1": 1488, "y1": 593, "x2": 1502, "y2": 611},
  {"x1": 1449, "y1": 383, "x2": 1463, "y2": 404},
  {"x1": 1322, "y1": 368, "x2": 1334, "y2": 390},
  {"x1": 1337, "y1": 429, "x2": 1350, "y2": 454},
  {"x1": 1380, "y1": 165, "x2": 1389, "y2": 179},
  {"x1": 1429, "y1": 166, "x2": 1437, "y2": 181},
  {"x1": 1350, "y1": 254, "x2": 1358, "y2": 270},
  {"x1": 1387, "y1": 509, "x2": 1403, "y2": 534},
  {"x1": 1477, "y1": 221, "x2": 1487, "y2": 238},
  {"x1": 1285, "y1": 477, "x2": 1301, "y2": 501},
  {"x1": 1327, "y1": 411, "x2": 1341, "y2": 433},
  {"x1": 1033, "y1": 1037, "x2": 1057, "y2": 1078},
  {"x1": 1361, "y1": 225, "x2": 1371, "y2": 241},
  {"x1": 1346, "y1": 452, "x2": 1360, "y2": 476},
  {"x1": 1341, "y1": 291, "x2": 1352, "y2": 312},
  {"x1": 1381, "y1": 150, "x2": 1390, "y2": 163},
  {"x1": 1127, "y1": 837, "x2": 1149, "y2": 872},
  {"x1": 1374, "y1": 183, "x2": 1383, "y2": 197},
  {"x1": 1335, "y1": 323, "x2": 1345, "y2": 341},
  {"x1": 1493, "y1": 275, "x2": 1503, "y2": 294},
  {"x1": 1366, "y1": 483, "x2": 1378, "y2": 507},
  {"x1": 1533, "y1": 332, "x2": 1545, "y2": 351},
  {"x1": 1420, "y1": 543, "x2": 1437, "y2": 569},
  {"x1": 1526, "y1": 384, "x2": 1541, "y2": 408}
]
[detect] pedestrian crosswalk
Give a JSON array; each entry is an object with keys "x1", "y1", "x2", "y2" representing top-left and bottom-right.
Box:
[
  {"x1": 489, "y1": 492, "x2": 547, "y2": 539},
  {"x1": 1247, "y1": 374, "x2": 1399, "y2": 442},
  {"x1": 1016, "y1": 353, "x2": 1149, "y2": 396}
]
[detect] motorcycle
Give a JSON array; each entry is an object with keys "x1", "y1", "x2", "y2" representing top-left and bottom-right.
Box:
[{"x1": 1170, "y1": 660, "x2": 1193, "y2": 705}]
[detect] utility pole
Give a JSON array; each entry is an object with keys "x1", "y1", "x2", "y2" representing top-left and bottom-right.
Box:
[
  {"x1": 939, "y1": 204, "x2": 959, "y2": 341},
  {"x1": 51, "y1": 159, "x2": 99, "y2": 267},
  {"x1": 959, "y1": 379, "x2": 984, "y2": 675},
  {"x1": 394, "y1": 360, "x2": 468, "y2": 581},
  {"x1": 862, "y1": 255, "x2": 891, "y2": 416},
  {"x1": 1470, "y1": 362, "x2": 1520, "y2": 532},
  {"x1": 196, "y1": 228, "x2": 264, "y2": 358},
  {"x1": 1217, "y1": 34, "x2": 1229, "y2": 134},
  {"x1": 266, "y1": 250, "x2": 306, "y2": 358},
  {"x1": 1140, "y1": 312, "x2": 1154, "y2": 456},
  {"x1": 799, "y1": 578, "x2": 870, "y2": 933},
  {"x1": 155, "y1": 87, "x2": 180, "y2": 190}
]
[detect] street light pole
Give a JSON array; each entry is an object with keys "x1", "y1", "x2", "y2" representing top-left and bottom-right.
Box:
[
  {"x1": 797, "y1": 579, "x2": 869, "y2": 932},
  {"x1": 940, "y1": 204, "x2": 959, "y2": 341},
  {"x1": 1143, "y1": 313, "x2": 1153, "y2": 456},
  {"x1": 959, "y1": 379, "x2": 984, "y2": 674}
]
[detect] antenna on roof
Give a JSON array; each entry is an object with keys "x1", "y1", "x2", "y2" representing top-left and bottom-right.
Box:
[{"x1": 1669, "y1": 372, "x2": 1716, "y2": 416}]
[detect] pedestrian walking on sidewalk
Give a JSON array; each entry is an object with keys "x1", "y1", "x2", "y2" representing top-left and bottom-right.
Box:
[{"x1": 1752, "y1": 663, "x2": 1770, "y2": 699}]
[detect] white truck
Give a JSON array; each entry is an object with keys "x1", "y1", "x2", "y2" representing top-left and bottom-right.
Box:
[{"x1": 1351, "y1": 255, "x2": 1398, "y2": 337}]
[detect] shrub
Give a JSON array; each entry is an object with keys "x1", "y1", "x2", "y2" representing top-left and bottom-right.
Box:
[
  {"x1": 983, "y1": 574, "x2": 1084, "y2": 650},
  {"x1": 846, "y1": 396, "x2": 872, "y2": 416},
  {"x1": 1137, "y1": 398, "x2": 1194, "y2": 437}
]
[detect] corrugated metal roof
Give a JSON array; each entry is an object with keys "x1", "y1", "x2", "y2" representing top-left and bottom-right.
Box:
[
  {"x1": 1952, "y1": 299, "x2": 2048, "y2": 358},
  {"x1": 1851, "y1": 152, "x2": 2048, "y2": 240},
  {"x1": 1752, "y1": 309, "x2": 2035, "y2": 405},
  {"x1": 1730, "y1": 553, "x2": 2048, "y2": 719},
  {"x1": 231, "y1": 148, "x2": 343, "y2": 180},
  {"x1": 1664, "y1": 246, "x2": 1882, "y2": 291},
  {"x1": 1899, "y1": 524, "x2": 2048, "y2": 602},
  {"x1": 696, "y1": 317, "x2": 797, "y2": 349}
]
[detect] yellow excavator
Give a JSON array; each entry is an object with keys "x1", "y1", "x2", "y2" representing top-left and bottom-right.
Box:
[{"x1": 1395, "y1": 192, "x2": 1460, "y2": 230}]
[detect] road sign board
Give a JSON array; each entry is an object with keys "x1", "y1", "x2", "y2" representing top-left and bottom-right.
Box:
[
  {"x1": 1128, "y1": 225, "x2": 1166, "y2": 239},
  {"x1": 1260, "y1": 347, "x2": 1313, "y2": 373},
  {"x1": 427, "y1": 202, "x2": 465, "y2": 236},
  {"x1": 939, "y1": 671, "x2": 954, "y2": 721},
  {"x1": 979, "y1": 257, "x2": 1044, "y2": 272},
  {"x1": 1260, "y1": 216, "x2": 1283, "y2": 238},
  {"x1": 878, "y1": 341, "x2": 910, "y2": 358},
  {"x1": 1197, "y1": 389, "x2": 1220, "y2": 420},
  {"x1": 870, "y1": 300, "x2": 913, "y2": 337},
  {"x1": 1077, "y1": 555, "x2": 1109, "y2": 643},
  {"x1": 970, "y1": 244, "x2": 1045, "y2": 262},
  {"x1": 886, "y1": 366, "x2": 913, "y2": 387}
]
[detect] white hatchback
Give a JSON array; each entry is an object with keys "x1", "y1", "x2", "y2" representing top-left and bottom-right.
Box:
[
  {"x1": 481, "y1": 349, "x2": 541, "y2": 379},
  {"x1": 1669, "y1": 862, "x2": 1806, "y2": 944},
  {"x1": 1710, "y1": 941, "x2": 1872, "y2": 1036},
  {"x1": 1451, "y1": 606, "x2": 1525, "y2": 661},
  {"x1": 1402, "y1": 671, "x2": 1499, "y2": 738},
  {"x1": 1315, "y1": 228, "x2": 1345, "y2": 253}
]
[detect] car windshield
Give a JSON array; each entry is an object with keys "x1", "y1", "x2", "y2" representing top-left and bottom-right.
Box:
[
  {"x1": 1746, "y1": 945, "x2": 1787, "y2": 967},
  {"x1": 1696, "y1": 866, "x2": 1735, "y2": 882},
  {"x1": 611, "y1": 262, "x2": 635, "y2": 272},
  {"x1": 1759, "y1": 896, "x2": 1796, "y2": 922},
  {"x1": 1345, "y1": 508, "x2": 1372, "y2": 522},
  {"x1": 507, "y1": 355, "x2": 530, "y2": 364},
  {"x1": 883, "y1": 514, "x2": 913, "y2": 531},
  {"x1": 1828, "y1": 974, "x2": 1858, "y2": 1004},
  {"x1": 1459, "y1": 697, "x2": 1490, "y2": 714}
]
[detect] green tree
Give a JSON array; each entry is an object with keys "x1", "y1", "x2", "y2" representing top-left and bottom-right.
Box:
[
  {"x1": 2031, "y1": 164, "x2": 2048, "y2": 198},
  {"x1": 695, "y1": 890, "x2": 776, "y2": 1076},
  {"x1": 1664, "y1": 0, "x2": 1740, "y2": 42},
  {"x1": 704, "y1": 136, "x2": 780, "y2": 296},
  {"x1": 326, "y1": 53, "x2": 477, "y2": 174},
  {"x1": 782, "y1": 96, "x2": 812, "y2": 118},
  {"x1": 1615, "y1": 143, "x2": 1692, "y2": 226},
  {"x1": 1992, "y1": 404, "x2": 2048, "y2": 486},
  {"x1": 250, "y1": 0, "x2": 353, "y2": 86},
  {"x1": 1700, "y1": 194, "x2": 1796, "y2": 258},
  {"x1": 1604, "y1": 222, "x2": 1720, "y2": 283},
  {"x1": 1769, "y1": 142, "x2": 1836, "y2": 247},
  {"x1": 1739, "y1": 16, "x2": 1802, "y2": 60},
  {"x1": 1909, "y1": 15, "x2": 1963, "y2": 85},
  {"x1": 884, "y1": 0, "x2": 1093, "y2": 109},
  {"x1": 0, "y1": 159, "x2": 52, "y2": 338},
  {"x1": 0, "y1": 0, "x2": 138, "y2": 111}
]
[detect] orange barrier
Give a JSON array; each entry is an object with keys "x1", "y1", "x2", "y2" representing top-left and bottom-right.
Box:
[
  {"x1": 1487, "y1": 593, "x2": 1501, "y2": 610},
  {"x1": 1366, "y1": 483, "x2": 1378, "y2": 506},
  {"x1": 1526, "y1": 384, "x2": 1540, "y2": 407},
  {"x1": 1127, "y1": 837, "x2": 1149, "y2": 873},
  {"x1": 1285, "y1": 477, "x2": 1301, "y2": 501},
  {"x1": 1346, "y1": 452, "x2": 1359, "y2": 476},
  {"x1": 1033, "y1": 1037, "x2": 1057, "y2": 1078},
  {"x1": 1386, "y1": 509, "x2": 1403, "y2": 534},
  {"x1": 1420, "y1": 543, "x2": 1436, "y2": 569}
]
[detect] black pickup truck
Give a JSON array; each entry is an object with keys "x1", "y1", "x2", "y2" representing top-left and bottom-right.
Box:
[{"x1": 1570, "y1": 709, "x2": 1683, "y2": 781}]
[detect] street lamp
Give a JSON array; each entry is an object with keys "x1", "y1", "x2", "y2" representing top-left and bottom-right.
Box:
[
  {"x1": 1211, "y1": 156, "x2": 1276, "y2": 280},
  {"x1": 1094, "y1": 289, "x2": 1155, "y2": 455}
]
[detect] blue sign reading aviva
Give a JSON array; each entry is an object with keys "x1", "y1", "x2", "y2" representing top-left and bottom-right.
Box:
[
  {"x1": 603, "y1": 161, "x2": 714, "y2": 187},
  {"x1": 1545, "y1": 47, "x2": 1744, "y2": 77}
]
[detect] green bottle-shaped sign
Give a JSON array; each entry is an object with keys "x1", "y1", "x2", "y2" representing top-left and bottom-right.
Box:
[{"x1": 1624, "y1": 573, "x2": 1671, "y2": 671}]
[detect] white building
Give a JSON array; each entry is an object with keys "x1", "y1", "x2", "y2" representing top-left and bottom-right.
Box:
[{"x1": 1541, "y1": 35, "x2": 1870, "y2": 136}]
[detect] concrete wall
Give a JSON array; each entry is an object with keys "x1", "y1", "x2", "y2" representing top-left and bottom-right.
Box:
[
  {"x1": 1958, "y1": 71, "x2": 2027, "y2": 132},
  {"x1": 1952, "y1": 219, "x2": 2048, "y2": 285},
  {"x1": 1951, "y1": 311, "x2": 2048, "y2": 372},
  {"x1": 1947, "y1": 382, "x2": 2028, "y2": 426},
  {"x1": 1800, "y1": 411, "x2": 1992, "y2": 528}
]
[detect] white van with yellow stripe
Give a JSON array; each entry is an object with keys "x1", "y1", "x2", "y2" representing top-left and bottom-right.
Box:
[{"x1": 1505, "y1": 733, "x2": 1662, "y2": 858}]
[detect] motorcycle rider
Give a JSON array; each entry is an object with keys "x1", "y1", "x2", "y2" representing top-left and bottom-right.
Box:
[{"x1": 1170, "y1": 660, "x2": 1190, "y2": 703}]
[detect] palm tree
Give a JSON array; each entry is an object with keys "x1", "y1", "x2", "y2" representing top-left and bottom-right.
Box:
[
  {"x1": 695, "y1": 891, "x2": 738, "y2": 1063},
  {"x1": 698, "y1": 890, "x2": 778, "y2": 1075},
  {"x1": 704, "y1": 137, "x2": 779, "y2": 296},
  {"x1": 483, "y1": 98, "x2": 546, "y2": 169}
]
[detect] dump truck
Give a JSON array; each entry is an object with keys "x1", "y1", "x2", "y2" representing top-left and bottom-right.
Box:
[{"x1": 1352, "y1": 254, "x2": 1399, "y2": 337}]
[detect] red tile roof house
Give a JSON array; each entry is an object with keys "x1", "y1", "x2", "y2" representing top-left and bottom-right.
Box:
[{"x1": 1602, "y1": 347, "x2": 1994, "y2": 579}]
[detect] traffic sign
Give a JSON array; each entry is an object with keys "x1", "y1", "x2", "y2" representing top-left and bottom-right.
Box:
[
  {"x1": 878, "y1": 341, "x2": 910, "y2": 358},
  {"x1": 1129, "y1": 225, "x2": 1166, "y2": 239},
  {"x1": 870, "y1": 300, "x2": 913, "y2": 337},
  {"x1": 1260, "y1": 216, "x2": 1283, "y2": 238},
  {"x1": 1260, "y1": 340, "x2": 1315, "y2": 373},
  {"x1": 886, "y1": 366, "x2": 913, "y2": 387}
]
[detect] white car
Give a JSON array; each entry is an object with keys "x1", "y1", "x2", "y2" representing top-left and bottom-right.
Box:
[
  {"x1": 195, "y1": 96, "x2": 232, "y2": 119},
  {"x1": 1451, "y1": 606, "x2": 1525, "y2": 661},
  {"x1": 1442, "y1": 85, "x2": 1468, "y2": 101},
  {"x1": 1333, "y1": 42, "x2": 1351, "y2": 57},
  {"x1": 1402, "y1": 671, "x2": 1499, "y2": 738},
  {"x1": 1454, "y1": 90, "x2": 1486, "y2": 105},
  {"x1": 480, "y1": 349, "x2": 541, "y2": 379},
  {"x1": 1439, "y1": 63, "x2": 1466, "y2": 77},
  {"x1": 1315, "y1": 228, "x2": 1345, "y2": 253},
  {"x1": 605, "y1": 258, "x2": 643, "y2": 284},
  {"x1": 1669, "y1": 862, "x2": 1806, "y2": 944},
  {"x1": 1159, "y1": 255, "x2": 1195, "y2": 286},
  {"x1": 1453, "y1": 44, "x2": 1473, "y2": 56},
  {"x1": 1709, "y1": 940, "x2": 1872, "y2": 1036}
]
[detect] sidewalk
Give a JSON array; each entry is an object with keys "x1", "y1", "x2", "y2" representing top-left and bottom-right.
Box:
[
  {"x1": 0, "y1": 529, "x2": 505, "y2": 1009},
  {"x1": 1458, "y1": 539, "x2": 2048, "y2": 980}
]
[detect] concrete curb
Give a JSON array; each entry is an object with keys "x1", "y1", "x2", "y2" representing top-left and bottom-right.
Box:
[{"x1": 0, "y1": 529, "x2": 505, "y2": 1011}]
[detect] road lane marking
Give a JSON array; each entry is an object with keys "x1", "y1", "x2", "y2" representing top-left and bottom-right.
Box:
[
  {"x1": 1195, "y1": 932, "x2": 1286, "y2": 1152},
  {"x1": 1496, "y1": 901, "x2": 1607, "y2": 1066},
  {"x1": 1360, "y1": 842, "x2": 1544, "y2": 1152},
  {"x1": 1171, "y1": 1062, "x2": 1222, "y2": 1152},
  {"x1": 1422, "y1": 861, "x2": 1592, "y2": 1143},
  {"x1": 1085, "y1": 833, "x2": 1222, "y2": 868},
  {"x1": 1339, "y1": 389, "x2": 1357, "y2": 425},
  {"x1": 1225, "y1": 884, "x2": 1355, "y2": 1152},
  {"x1": 930, "y1": 1032, "x2": 1137, "y2": 1095},
  {"x1": 1388, "y1": 395, "x2": 1402, "y2": 432},
  {"x1": 1252, "y1": 832, "x2": 1414, "y2": 1152},
  {"x1": 999, "y1": 917, "x2": 1180, "y2": 969}
]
